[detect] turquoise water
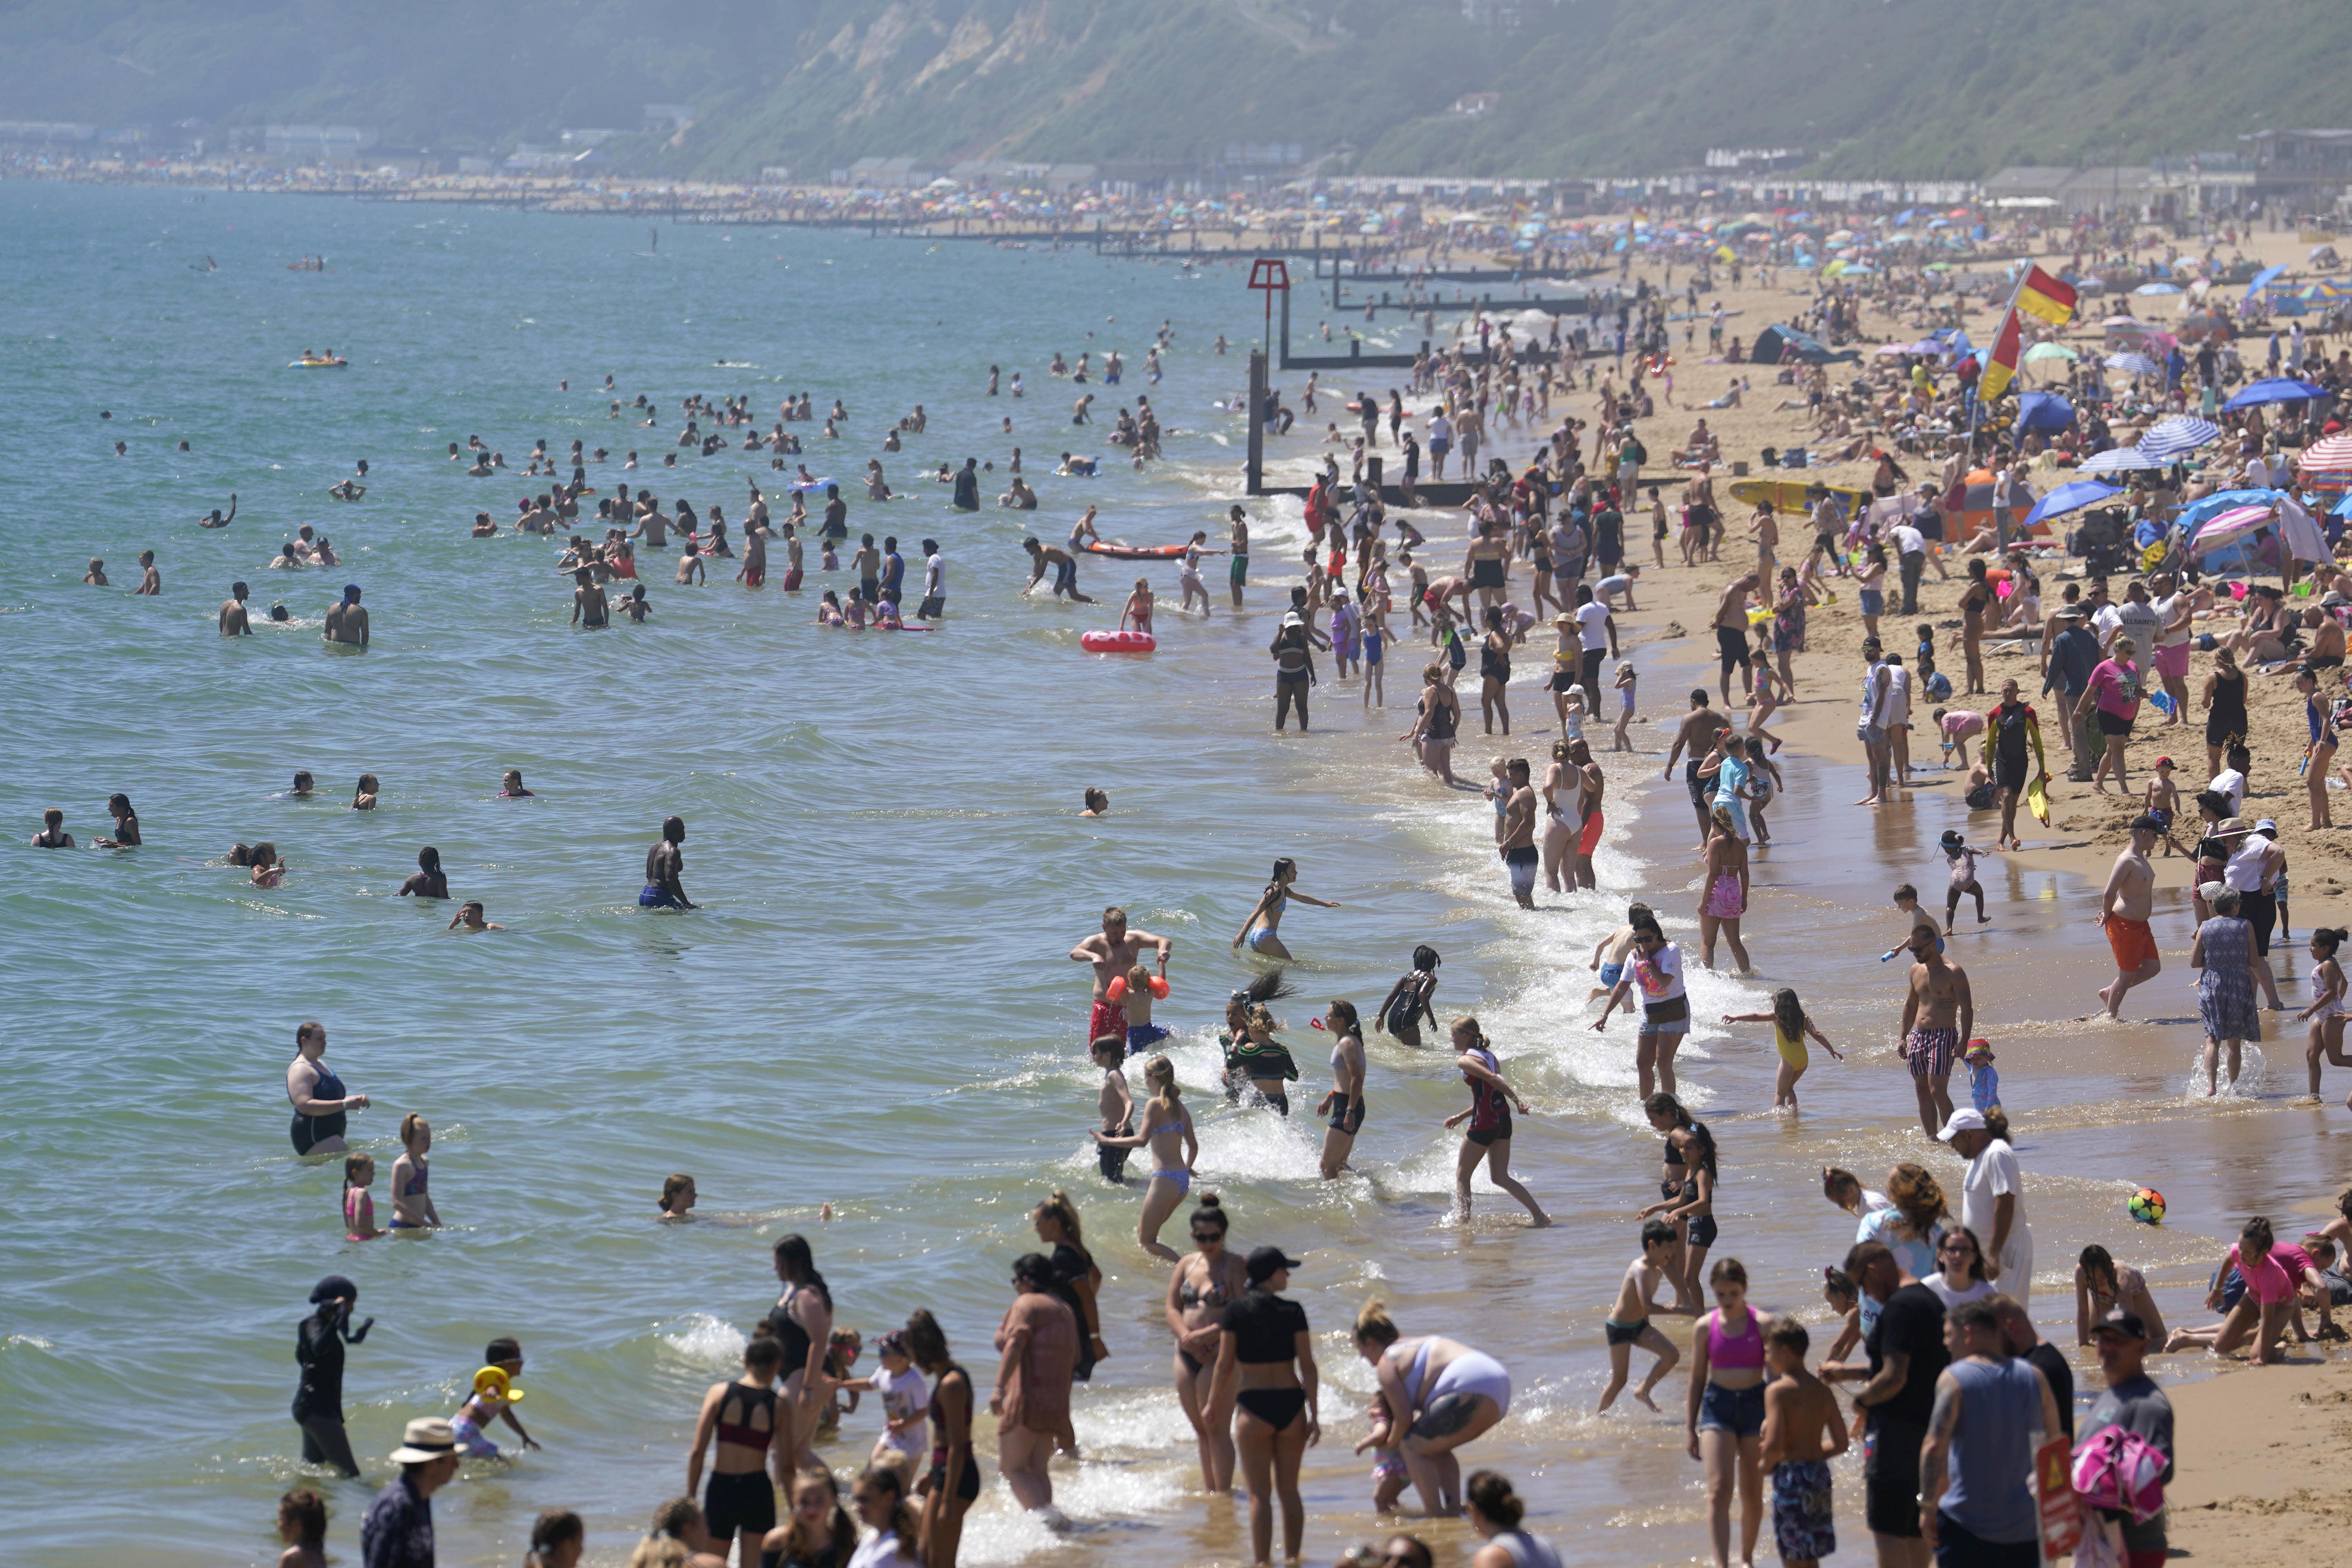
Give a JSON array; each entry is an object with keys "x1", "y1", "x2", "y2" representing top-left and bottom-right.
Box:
[{"x1": 0, "y1": 182, "x2": 2318, "y2": 1568}]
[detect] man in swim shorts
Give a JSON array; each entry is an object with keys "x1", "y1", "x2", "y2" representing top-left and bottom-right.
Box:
[
  {"x1": 1499, "y1": 759, "x2": 1539, "y2": 909},
  {"x1": 1022, "y1": 537, "x2": 1095, "y2": 603},
  {"x1": 2097, "y1": 815, "x2": 2163, "y2": 1019},
  {"x1": 1712, "y1": 574, "x2": 1757, "y2": 706},
  {"x1": 1068, "y1": 906, "x2": 1171, "y2": 1052},
  {"x1": 641, "y1": 816, "x2": 696, "y2": 911},
  {"x1": 1896, "y1": 921, "x2": 1971, "y2": 1137},
  {"x1": 1598, "y1": 1219, "x2": 1681, "y2": 1411}
]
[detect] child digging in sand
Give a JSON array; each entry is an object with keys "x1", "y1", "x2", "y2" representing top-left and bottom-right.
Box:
[{"x1": 1599, "y1": 1218, "x2": 1683, "y2": 1412}]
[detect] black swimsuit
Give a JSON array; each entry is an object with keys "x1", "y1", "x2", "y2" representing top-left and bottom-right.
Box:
[
  {"x1": 290, "y1": 1062, "x2": 347, "y2": 1155},
  {"x1": 1221, "y1": 1286, "x2": 1310, "y2": 1430}
]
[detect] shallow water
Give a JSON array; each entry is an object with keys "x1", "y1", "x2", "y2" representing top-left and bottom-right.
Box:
[{"x1": 1, "y1": 183, "x2": 2336, "y2": 1568}]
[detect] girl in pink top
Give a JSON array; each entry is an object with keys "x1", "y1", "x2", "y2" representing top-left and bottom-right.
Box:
[
  {"x1": 2165, "y1": 1215, "x2": 2301, "y2": 1362},
  {"x1": 342, "y1": 1152, "x2": 382, "y2": 1241}
]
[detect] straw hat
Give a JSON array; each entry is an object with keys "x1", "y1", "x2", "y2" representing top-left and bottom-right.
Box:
[{"x1": 389, "y1": 1417, "x2": 461, "y2": 1464}]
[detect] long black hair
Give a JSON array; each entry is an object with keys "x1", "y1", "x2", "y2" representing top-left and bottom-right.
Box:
[{"x1": 773, "y1": 1234, "x2": 831, "y2": 1308}]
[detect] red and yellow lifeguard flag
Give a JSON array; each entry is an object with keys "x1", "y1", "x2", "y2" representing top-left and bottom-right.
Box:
[
  {"x1": 1977, "y1": 307, "x2": 2024, "y2": 402},
  {"x1": 2015, "y1": 265, "x2": 2078, "y2": 327}
]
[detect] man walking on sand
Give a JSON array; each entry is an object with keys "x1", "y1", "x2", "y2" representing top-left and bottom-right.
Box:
[
  {"x1": 1897, "y1": 922, "x2": 1971, "y2": 1138},
  {"x1": 1713, "y1": 574, "x2": 1757, "y2": 707},
  {"x1": 2097, "y1": 815, "x2": 2164, "y2": 1020}
]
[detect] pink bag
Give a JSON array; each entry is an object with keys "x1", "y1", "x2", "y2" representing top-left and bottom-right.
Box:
[{"x1": 2071, "y1": 1425, "x2": 2167, "y2": 1524}]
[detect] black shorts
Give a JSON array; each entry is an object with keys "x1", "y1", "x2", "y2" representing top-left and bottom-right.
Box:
[
  {"x1": 1686, "y1": 760, "x2": 1711, "y2": 808},
  {"x1": 1551, "y1": 667, "x2": 1579, "y2": 691},
  {"x1": 1864, "y1": 1417, "x2": 1928, "y2": 1538},
  {"x1": 1716, "y1": 624, "x2": 1752, "y2": 671},
  {"x1": 1687, "y1": 1214, "x2": 1719, "y2": 1249},
  {"x1": 931, "y1": 1451, "x2": 983, "y2": 1504},
  {"x1": 1328, "y1": 1096, "x2": 1365, "y2": 1135},
  {"x1": 703, "y1": 1467, "x2": 777, "y2": 1540},
  {"x1": 1931, "y1": 1515, "x2": 2041, "y2": 1566},
  {"x1": 1605, "y1": 1317, "x2": 1647, "y2": 1347},
  {"x1": 2240, "y1": 889, "x2": 2278, "y2": 956},
  {"x1": 1994, "y1": 755, "x2": 2029, "y2": 794},
  {"x1": 2095, "y1": 710, "x2": 2134, "y2": 737},
  {"x1": 1467, "y1": 1113, "x2": 1513, "y2": 1146}
]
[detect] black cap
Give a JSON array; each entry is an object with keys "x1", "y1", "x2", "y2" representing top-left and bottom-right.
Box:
[
  {"x1": 310, "y1": 1274, "x2": 358, "y2": 1305},
  {"x1": 2092, "y1": 1308, "x2": 2147, "y2": 1340},
  {"x1": 1245, "y1": 1245, "x2": 1303, "y2": 1283}
]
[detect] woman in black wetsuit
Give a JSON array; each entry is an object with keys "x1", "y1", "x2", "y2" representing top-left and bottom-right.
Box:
[
  {"x1": 906, "y1": 1308, "x2": 977, "y2": 1568},
  {"x1": 292, "y1": 1275, "x2": 372, "y2": 1476},
  {"x1": 1209, "y1": 1247, "x2": 1320, "y2": 1567},
  {"x1": 286, "y1": 1021, "x2": 367, "y2": 1158}
]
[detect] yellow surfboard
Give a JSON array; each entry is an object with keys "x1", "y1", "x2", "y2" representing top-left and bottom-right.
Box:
[
  {"x1": 2026, "y1": 776, "x2": 2051, "y2": 826},
  {"x1": 1726, "y1": 477, "x2": 1872, "y2": 514}
]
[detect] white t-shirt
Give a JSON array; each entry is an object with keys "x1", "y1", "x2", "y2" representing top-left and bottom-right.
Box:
[
  {"x1": 2151, "y1": 593, "x2": 2191, "y2": 650},
  {"x1": 2210, "y1": 768, "x2": 2247, "y2": 817},
  {"x1": 1884, "y1": 664, "x2": 1913, "y2": 722},
  {"x1": 1632, "y1": 942, "x2": 1685, "y2": 1003},
  {"x1": 1891, "y1": 523, "x2": 1926, "y2": 557},
  {"x1": 1575, "y1": 601, "x2": 1612, "y2": 652},
  {"x1": 872, "y1": 1364, "x2": 929, "y2": 1452},
  {"x1": 848, "y1": 1529, "x2": 923, "y2": 1568},
  {"x1": 1429, "y1": 414, "x2": 1452, "y2": 445},
  {"x1": 924, "y1": 554, "x2": 943, "y2": 596},
  {"x1": 1959, "y1": 1138, "x2": 2028, "y2": 1247},
  {"x1": 1923, "y1": 1272, "x2": 1996, "y2": 1310}
]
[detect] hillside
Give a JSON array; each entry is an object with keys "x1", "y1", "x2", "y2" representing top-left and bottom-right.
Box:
[{"x1": 2, "y1": 0, "x2": 2349, "y2": 180}]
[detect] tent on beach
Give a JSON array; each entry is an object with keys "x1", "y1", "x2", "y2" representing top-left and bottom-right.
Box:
[{"x1": 1751, "y1": 323, "x2": 1856, "y2": 365}]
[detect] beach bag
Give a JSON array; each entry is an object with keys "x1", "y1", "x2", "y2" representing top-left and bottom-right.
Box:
[{"x1": 2071, "y1": 1424, "x2": 2167, "y2": 1524}]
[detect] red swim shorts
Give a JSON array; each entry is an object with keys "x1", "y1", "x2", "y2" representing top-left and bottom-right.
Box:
[
  {"x1": 1088, "y1": 999, "x2": 1127, "y2": 1052},
  {"x1": 1578, "y1": 811, "x2": 1605, "y2": 855},
  {"x1": 2105, "y1": 915, "x2": 2157, "y2": 971}
]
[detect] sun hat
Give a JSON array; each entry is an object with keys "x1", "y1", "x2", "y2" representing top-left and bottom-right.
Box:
[{"x1": 389, "y1": 1417, "x2": 461, "y2": 1464}]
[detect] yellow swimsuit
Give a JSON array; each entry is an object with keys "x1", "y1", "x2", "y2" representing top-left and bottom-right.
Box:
[{"x1": 1774, "y1": 1024, "x2": 1808, "y2": 1069}]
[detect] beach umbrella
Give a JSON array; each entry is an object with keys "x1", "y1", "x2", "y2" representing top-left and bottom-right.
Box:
[
  {"x1": 2243, "y1": 264, "x2": 2287, "y2": 299},
  {"x1": 1875, "y1": 342, "x2": 1915, "y2": 357},
  {"x1": 2016, "y1": 391, "x2": 2074, "y2": 434},
  {"x1": 2022, "y1": 341, "x2": 2078, "y2": 363},
  {"x1": 2138, "y1": 416, "x2": 2223, "y2": 460},
  {"x1": 2024, "y1": 479, "x2": 2120, "y2": 528},
  {"x1": 2223, "y1": 377, "x2": 2328, "y2": 411},
  {"x1": 2104, "y1": 352, "x2": 2160, "y2": 377},
  {"x1": 2176, "y1": 488, "x2": 2287, "y2": 539},
  {"x1": 2189, "y1": 502, "x2": 2277, "y2": 554},
  {"x1": 2297, "y1": 432, "x2": 2352, "y2": 489},
  {"x1": 2078, "y1": 446, "x2": 2161, "y2": 475},
  {"x1": 2133, "y1": 282, "x2": 2183, "y2": 296}
]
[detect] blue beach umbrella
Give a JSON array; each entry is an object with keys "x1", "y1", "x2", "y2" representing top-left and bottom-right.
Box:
[
  {"x1": 2222, "y1": 377, "x2": 2328, "y2": 411},
  {"x1": 2243, "y1": 264, "x2": 2287, "y2": 299},
  {"x1": 2023, "y1": 479, "x2": 2120, "y2": 529}
]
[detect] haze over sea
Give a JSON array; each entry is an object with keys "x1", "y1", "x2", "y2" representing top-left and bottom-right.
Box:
[{"x1": 0, "y1": 181, "x2": 2314, "y2": 1568}]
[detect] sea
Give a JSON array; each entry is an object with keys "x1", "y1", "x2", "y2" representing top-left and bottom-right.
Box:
[{"x1": 1, "y1": 180, "x2": 2338, "y2": 1568}]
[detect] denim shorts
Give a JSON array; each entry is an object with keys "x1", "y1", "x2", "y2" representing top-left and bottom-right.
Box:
[{"x1": 1699, "y1": 1380, "x2": 1766, "y2": 1437}]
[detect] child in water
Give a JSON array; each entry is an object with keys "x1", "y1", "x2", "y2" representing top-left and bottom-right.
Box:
[
  {"x1": 1354, "y1": 1388, "x2": 1409, "y2": 1512},
  {"x1": 389, "y1": 1113, "x2": 441, "y2": 1230},
  {"x1": 250, "y1": 842, "x2": 287, "y2": 887},
  {"x1": 1091, "y1": 1035, "x2": 1134, "y2": 1184},
  {"x1": 1720, "y1": 987, "x2": 1842, "y2": 1112},
  {"x1": 828, "y1": 1328, "x2": 928, "y2": 1486},
  {"x1": 1613, "y1": 660, "x2": 1638, "y2": 751},
  {"x1": 450, "y1": 1338, "x2": 541, "y2": 1457},
  {"x1": 343, "y1": 1153, "x2": 383, "y2": 1241},
  {"x1": 1940, "y1": 828, "x2": 1996, "y2": 933},
  {"x1": 275, "y1": 1489, "x2": 327, "y2": 1568},
  {"x1": 1963, "y1": 1040, "x2": 2000, "y2": 1113},
  {"x1": 1118, "y1": 962, "x2": 1171, "y2": 1057},
  {"x1": 1119, "y1": 578, "x2": 1156, "y2": 636}
]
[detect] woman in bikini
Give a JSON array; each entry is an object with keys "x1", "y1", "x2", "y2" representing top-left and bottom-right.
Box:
[
  {"x1": 1374, "y1": 944, "x2": 1441, "y2": 1049},
  {"x1": 1092, "y1": 1056, "x2": 1197, "y2": 1260},
  {"x1": 1698, "y1": 805, "x2": 1753, "y2": 972},
  {"x1": 1165, "y1": 1194, "x2": 1249, "y2": 1494},
  {"x1": 1232, "y1": 857, "x2": 1340, "y2": 962},
  {"x1": 1209, "y1": 1248, "x2": 1320, "y2": 1566},
  {"x1": 1316, "y1": 999, "x2": 1367, "y2": 1181},
  {"x1": 904, "y1": 1308, "x2": 975, "y2": 1568},
  {"x1": 687, "y1": 1335, "x2": 784, "y2": 1564}
]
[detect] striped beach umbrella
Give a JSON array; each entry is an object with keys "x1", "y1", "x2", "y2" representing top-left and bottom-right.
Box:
[
  {"x1": 2297, "y1": 432, "x2": 2352, "y2": 491},
  {"x1": 2188, "y1": 501, "x2": 2278, "y2": 554},
  {"x1": 2078, "y1": 446, "x2": 2160, "y2": 475},
  {"x1": 2138, "y1": 416, "x2": 2223, "y2": 461},
  {"x1": 2104, "y1": 352, "x2": 2161, "y2": 378}
]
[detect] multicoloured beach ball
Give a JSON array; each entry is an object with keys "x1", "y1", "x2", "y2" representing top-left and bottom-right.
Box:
[{"x1": 2127, "y1": 1188, "x2": 2165, "y2": 1225}]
